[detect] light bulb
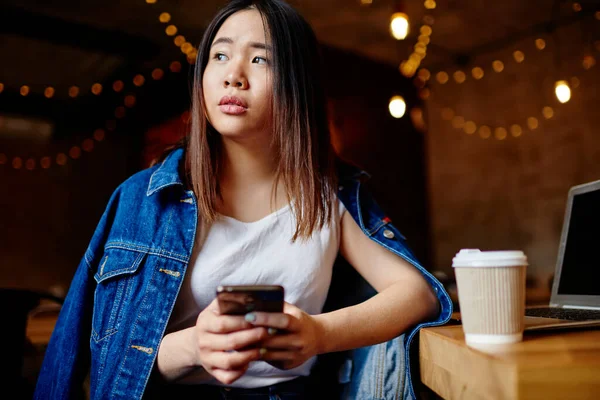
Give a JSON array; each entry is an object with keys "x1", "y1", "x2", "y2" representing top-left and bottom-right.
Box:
[
  {"x1": 389, "y1": 96, "x2": 406, "y2": 118},
  {"x1": 554, "y1": 80, "x2": 571, "y2": 103},
  {"x1": 390, "y1": 13, "x2": 409, "y2": 40}
]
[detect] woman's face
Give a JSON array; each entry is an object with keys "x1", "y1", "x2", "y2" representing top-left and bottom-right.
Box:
[{"x1": 202, "y1": 9, "x2": 272, "y2": 141}]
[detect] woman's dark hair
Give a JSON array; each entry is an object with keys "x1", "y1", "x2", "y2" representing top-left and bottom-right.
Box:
[{"x1": 184, "y1": 0, "x2": 337, "y2": 241}]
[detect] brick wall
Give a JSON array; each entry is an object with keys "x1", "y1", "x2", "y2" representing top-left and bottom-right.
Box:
[{"x1": 425, "y1": 26, "x2": 600, "y2": 282}]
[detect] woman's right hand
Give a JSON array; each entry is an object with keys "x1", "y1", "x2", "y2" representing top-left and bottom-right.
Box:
[
  {"x1": 193, "y1": 298, "x2": 268, "y2": 383},
  {"x1": 156, "y1": 298, "x2": 268, "y2": 384}
]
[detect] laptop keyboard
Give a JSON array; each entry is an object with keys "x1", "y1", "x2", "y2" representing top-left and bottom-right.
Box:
[{"x1": 525, "y1": 307, "x2": 600, "y2": 321}]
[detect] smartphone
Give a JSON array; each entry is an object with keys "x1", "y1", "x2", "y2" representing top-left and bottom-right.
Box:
[{"x1": 216, "y1": 285, "x2": 284, "y2": 315}]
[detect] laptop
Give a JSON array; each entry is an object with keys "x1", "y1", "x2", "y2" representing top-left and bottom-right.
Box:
[{"x1": 524, "y1": 179, "x2": 600, "y2": 331}]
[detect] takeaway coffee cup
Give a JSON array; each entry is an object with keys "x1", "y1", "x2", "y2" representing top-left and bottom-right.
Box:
[{"x1": 452, "y1": 249, "x2": 528, "y2": 348}]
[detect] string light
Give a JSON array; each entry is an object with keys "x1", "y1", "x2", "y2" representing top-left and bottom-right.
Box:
[
  {"x1": 535, "y1": 38, "x2": 546, "y2": 50},
  {"x1": 2, "y1": 58, "x2": 184, "y2": 171},
  {"x1": 82, "y1": 139, "x2": 94, "y2": 152},
  {"x1": 69, "y1": 146, "x2": 82, "y2": 160},
  {"x1": 494, "y1": 127, "x2": 507, "y2": 140},
  {"x1": 464, "y1": 121, "x2": 477, "y2": 134},
  {"x1": 170, "y1": 61, "x2": 182, "y2": 73},
  {"x1": 453, "y1": 70, "x2": 466, "y2": 83},
  {"x1": 492, "y1": 60, "x2": 505, "y2": 72},
  {"x1": 152, "y1": 68, "x2": 165, "y2": 80},
  {"x1": 555, "y1": 80, "x2": 571, "y2": 103},
  {"x1": 423, "y1": 2, "x2": 600, "y2": 87},
  {"x1": 424, "y1": 0, "x2": 436, "y2": 10},
  {"x1": 93, "y1": 129, "x2": 106, "y2": 142},
  {"x1": 399, "y1": 2, "x2": 434, "y2": 78},
  {"x1": 439, "y1": 106, "x2": 563, "y2": 140},
  {"x1": 174, "y1": 35, "x2": 186, "y2": 47},
  {"x1": 510, "y1": 124, "x2": 523, "y2": 137},
  {"x1": 56, "y1": 153, "x2": 67, "y2": 166},
  {"x1": 582, "y1": 55, "x2": 596, "y2": 70},
  {"x1": 542, "y1": 106, "x2": 554, "y2": 119},
  {"x1": 181, "y1": 42, "x2": 193, "y2": 55},
  {"x1": 513, "y1": 50, "x2": 525, "y2": 63},
  {"x1": 418, "y1": 68, "x2": 431, "y2": 81},
  {"x1": 3, "y1": 1, "x2": 243, "y2": 170},
  {"x1": 165, "y1": 25, "x2": 178, "y2": 36},
  {"x1": 40, "y1": 157, "x2": 51, "y2": 169},
  {"x1": 159, "y1": 12, "x2": 171, "y2": 23},
  {"x1": 13, "y1": 157, "x2": 23, "y2": 169},
  {"x1": 472, "y1": 67, "x2": 484, "y2": 80},
  {"x1": 133, "y1": 74, "x2": 146, "y2": 87},
  {"x1": 124, "y1": 95, "x2": 136, "y2": 108},
  {"x1": 388, "y1": 96, "x2": 406, "y2": 118},
  {"x1": 113, "y1": 80, "x2": 124, "y2": 92},
  {"x1": 27, "y1": 159, "x2": 38, "y2": 171},
  {"x1": 91, "y1": 83, "x2": 103, "y2": 95},
  {"x1": 436, "y1": 71, "x2": 449, "y2": 84},
  {"x1": 479, "y1": 126, "x2": 491, "y2": 139},
  {"x1": 527, "y1": 117, "x2": 539, "y2": 130},
  {"x1": 68, "y1": 86, "x2": 80, "y2": 98},
  {"x1": 410, "y1": 107, "x2": 426, "y2": 132},
  {"x1": 390, "y1": 13, "x2": 409, "y2": 40}
]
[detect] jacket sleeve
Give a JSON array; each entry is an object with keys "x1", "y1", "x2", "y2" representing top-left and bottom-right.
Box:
[
  {"x1": 34, "y1": 187, "x2": 122, "y2": 399},
  {"x1": 334, "y1": 178, "x2": 453, "y2": 400}
]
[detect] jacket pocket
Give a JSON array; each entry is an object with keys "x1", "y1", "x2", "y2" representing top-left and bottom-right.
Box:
[{"x1": 92, "y1": 247, "x2": 146, "y2": 342}]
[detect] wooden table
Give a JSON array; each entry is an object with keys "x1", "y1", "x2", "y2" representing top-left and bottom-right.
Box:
[{"x1": 419, "y1": 324, "x2": 600, "y2": 400}]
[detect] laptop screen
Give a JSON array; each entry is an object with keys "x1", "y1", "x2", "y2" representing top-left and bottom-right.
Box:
[{"x1": 557, "y1": 188, "x2": 600, "y2": 296}]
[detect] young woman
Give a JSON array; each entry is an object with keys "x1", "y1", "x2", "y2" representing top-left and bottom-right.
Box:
[{"x1": 34, "y1": 1, "x2": 452, "y2": 399}]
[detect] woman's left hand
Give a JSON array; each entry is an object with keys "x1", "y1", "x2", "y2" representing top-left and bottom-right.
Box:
[{"x1": 244, "y1": 302, "x2": 325, "y2": 370}]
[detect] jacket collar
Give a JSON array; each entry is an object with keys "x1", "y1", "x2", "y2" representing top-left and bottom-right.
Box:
[
  {"x1": 146, "y1": 147, "x2": 370, "y2": 196},
  {"x1": 336, "y1": 159, "x2": 371, "y2": 183},
  {"x1": 146, "y1": 148, "x2": 186, "y2": 196}
]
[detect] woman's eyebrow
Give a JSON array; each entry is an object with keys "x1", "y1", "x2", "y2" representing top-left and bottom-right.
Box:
[
  {"x1": 211, "y1": 37, "x2": 233, "y2": 47},
  {"x1": 211, "y1": 37, "x2": 271, "y2": 51},
  {"x1": 248, "y1": 42, "x2": 271, "y2": 51}
]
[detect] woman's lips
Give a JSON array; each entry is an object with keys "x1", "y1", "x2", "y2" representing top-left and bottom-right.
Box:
[
  {"x1": 218, "y1": 104, "x2": 247, "y2": 115},
  {"x1": 218, "y1": 95, "x2": 247, "y2": 115}
]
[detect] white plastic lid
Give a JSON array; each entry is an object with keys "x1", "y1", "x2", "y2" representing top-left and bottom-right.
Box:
[{"x1": 452, "y1": 249, "x2": 528, "y2": 268}]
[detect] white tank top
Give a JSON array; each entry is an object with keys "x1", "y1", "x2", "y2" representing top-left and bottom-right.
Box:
[{"x1": 166, "y1": 200, "x2": 346, "y2": 388}]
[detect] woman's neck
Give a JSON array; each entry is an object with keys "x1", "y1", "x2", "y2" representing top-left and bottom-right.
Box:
[{"x1": 219, "y1": 136, "x2": 277, "y2": 187}]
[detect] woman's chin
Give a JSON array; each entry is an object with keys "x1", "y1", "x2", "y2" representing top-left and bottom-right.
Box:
[{"x1": 213, "y1": 123, "x2": 269, "y2": 142}]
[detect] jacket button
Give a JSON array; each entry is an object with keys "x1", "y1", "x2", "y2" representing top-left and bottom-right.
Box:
[{"x1": 383, "y1": 229, "x2": 395, "y2": 239}]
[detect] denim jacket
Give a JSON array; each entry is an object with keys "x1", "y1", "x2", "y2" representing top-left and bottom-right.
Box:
[{"x1": 34, "y1": 148, "x2": 452, "y2": 400}]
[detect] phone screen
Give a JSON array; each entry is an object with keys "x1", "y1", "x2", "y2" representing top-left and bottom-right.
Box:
[{"x1": 216, "y1": 285, "x2": 284, "y2": 315}]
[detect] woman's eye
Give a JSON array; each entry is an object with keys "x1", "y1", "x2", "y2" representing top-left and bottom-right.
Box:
[
  {"x1": 252, "y1": 56, "x2": 267, "y2": 65},
  {"x1": 214, "y1": 53, "x2": 228, "y2": 61}
]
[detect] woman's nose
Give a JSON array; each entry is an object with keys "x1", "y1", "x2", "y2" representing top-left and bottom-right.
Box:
[{"x1": 224, "y1": 69, "x2": 248, "y2": 89}]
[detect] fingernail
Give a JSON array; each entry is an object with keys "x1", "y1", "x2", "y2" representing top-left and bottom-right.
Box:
[
  {"x1": 244, "y1": 313, "x2": 256, "y2": 323},
  {"x1": 259, "y1": 348, "x2": 267, "y2": 357},
  {"x1": 268, "y1": 328, "x2": 278, "y2": 335}
]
